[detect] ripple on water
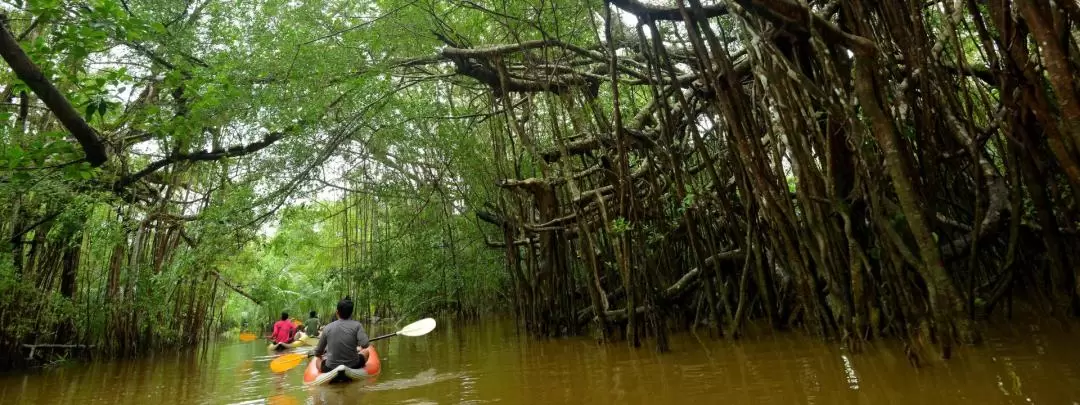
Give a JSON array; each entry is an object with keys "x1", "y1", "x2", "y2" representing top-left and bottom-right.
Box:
[
  {"x1": 362, "y1": 368, "x2": 464, "y2": 392},
  {"x1": 397, "y1": 399, "x2": 439, "y2": 405}
]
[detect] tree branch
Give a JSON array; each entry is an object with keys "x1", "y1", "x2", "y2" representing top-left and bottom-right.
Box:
[
  {"x1": 113, "y1": 131, "x2": 286, "y2": 191},
  {"x1": 735, "y1": 0, "x2": 876, "y2": 53},
  {"x1": 580, "y1": 249, "x2": 746, "y2": 322},
  {"x1": 9, "y1": 211, "x2": 60, "y2": 243},
  {"x1": 609, "y1": 0, "x2": 730, "y2": 21},
  {"x1": 476, "y1": 209, "x2": 506, "y2": 227},
  {"x1": 0, "y1": 14, "x2": 108, "y2": 166},
  {"x1": 210, "y1": 270, "x2": 261, "y2": 305}
]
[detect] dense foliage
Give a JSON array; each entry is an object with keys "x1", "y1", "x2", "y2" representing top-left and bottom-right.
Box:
[
  {"x1": 0, "y1": 0, "x2": 509, "y2": 366},
  {"x1": 2, "y1": 0, "x2": 1079, "y2": 369}
]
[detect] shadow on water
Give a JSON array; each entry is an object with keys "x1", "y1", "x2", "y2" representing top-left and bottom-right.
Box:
[{"x1": 2, "y1": 318, "x2": 1080, "y2": 404}]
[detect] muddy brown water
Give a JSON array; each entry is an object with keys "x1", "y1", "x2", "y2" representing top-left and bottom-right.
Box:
[{"x1": 2, "y1": 319, "x2": 1079, "y2": 404}]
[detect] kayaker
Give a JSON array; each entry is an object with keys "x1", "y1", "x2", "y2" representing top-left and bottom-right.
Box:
[
  {"x1": 304, "y1": 311, "x2": 321, "y2": 337},
  {"x1": 313, "y1": 297, "x2": 371, "y2": 372},
  {"x1": 271, "y1": 311, "x2": 296, "y2": 344}
]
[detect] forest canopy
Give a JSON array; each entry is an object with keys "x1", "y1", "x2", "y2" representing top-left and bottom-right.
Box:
[{"x1": 1, "y1": 0, "x2": 1079, "y2": 367}]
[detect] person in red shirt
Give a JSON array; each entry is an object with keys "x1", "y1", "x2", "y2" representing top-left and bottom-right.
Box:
[{"x1": 271, "y1": 311, "x2": 296, "y2": 344}]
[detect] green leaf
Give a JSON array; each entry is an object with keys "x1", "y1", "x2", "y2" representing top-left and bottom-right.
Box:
[
  {"x1": 5, "y1": 146, "x2": 23, "y2": 159},
  {"x1": 85, "y1": 102, "x2": 96, "y2": 120}
]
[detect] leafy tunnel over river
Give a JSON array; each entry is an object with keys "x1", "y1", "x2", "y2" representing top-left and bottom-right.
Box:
[{"x1": 2, "y1": 0, "x2": 1080, "y2": 397}]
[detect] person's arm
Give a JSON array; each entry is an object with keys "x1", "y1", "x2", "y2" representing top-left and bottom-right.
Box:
[
  {"x1": 314, "y1": 327, "x2": 328, "y2": 357},
  {"x1": 356, "y1": 324, "x2": 369, "y2": 349}
]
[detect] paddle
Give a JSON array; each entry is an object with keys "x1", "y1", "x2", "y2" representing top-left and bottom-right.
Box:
[
  {"x1": 239, "y1": 332, "x2": 257, "y2": 342},
  {"x1": 269, "y1": 318, "x2": 436, "y2": 373}
]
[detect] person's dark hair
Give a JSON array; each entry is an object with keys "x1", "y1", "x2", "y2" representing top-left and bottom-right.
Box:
[
  {"x1": 336, "y1": 296, "x2": 354, "y2": 320},
  {"x1": 280, "y1": 311, "x2": 289, "y2": 321},
  {"x1": 309, "y1": 310, "x2": 317, "y2": 318}
]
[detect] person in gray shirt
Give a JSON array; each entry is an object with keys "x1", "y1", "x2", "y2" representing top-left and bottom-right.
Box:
[{"x1": 314, "y1": 296, "x2": 371, "y2": 372}]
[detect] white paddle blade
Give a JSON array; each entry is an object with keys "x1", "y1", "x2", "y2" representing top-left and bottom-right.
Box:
[{"x1": 398, "y1": 318, "x2": 436, "y2": 337}]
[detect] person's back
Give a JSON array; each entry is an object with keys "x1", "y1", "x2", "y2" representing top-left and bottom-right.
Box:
[
  {"x1": 271, "y1": 311, "x2": 294, "y2": 343},
  {"x1": 304, "y1": 311, "x2": 320, "y2": 336},
  {"x1": 314, "y1": 297, "x2": 370, "y2": 371}
]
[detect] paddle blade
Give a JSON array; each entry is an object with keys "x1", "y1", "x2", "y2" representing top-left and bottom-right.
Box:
[
  {"x1": 398, "y1": 318, "x2": 436, "y2": 337},
  {"x1": 239, "y1": 332, "x2": 257, "y2": 342},
  {"x1": 270, "y1": 353, "x2": 307, "y2": 373}
]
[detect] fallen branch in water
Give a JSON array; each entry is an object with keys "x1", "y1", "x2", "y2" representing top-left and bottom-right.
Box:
[
  {"x1": 579, "y1": 249, "x2": 745, "y2": 323},
  {"x1": 21, "y1": 344, "x2": 95, "y2": 360}
]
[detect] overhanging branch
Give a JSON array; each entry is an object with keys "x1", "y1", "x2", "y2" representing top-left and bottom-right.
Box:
[
  {"x1": 211, "y1": 270, "x2": 261, "y2": 305},
  {"x1": 113, "y1": 131, "x2": 287, "y2": 191},
  {"x1": 0, "y1": 15, "x2": 108, "y2": 166},
  {"x1": 609, "y1": 0, "x2": 730, "y2": 21}
]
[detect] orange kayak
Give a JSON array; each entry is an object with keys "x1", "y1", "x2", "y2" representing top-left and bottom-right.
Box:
[{"x1": 303, "y1": 345, "x2": 381, "y2": 386}]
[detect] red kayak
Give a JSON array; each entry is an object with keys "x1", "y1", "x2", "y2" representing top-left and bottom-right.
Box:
[{"x1": 303, "y1": 345, "x2": 381, "y2": 386}]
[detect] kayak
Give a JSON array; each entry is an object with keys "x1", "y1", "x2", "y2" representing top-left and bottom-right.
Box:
[
  {"x1": 303, "y1": 345, "x2": 381, "y2": 386},
  {"x1": 268, "y1": 341, "x2": 302, "y2": 351},
  {"x1": 268, "y1": 337, "x2": 318, "y2": 351}
]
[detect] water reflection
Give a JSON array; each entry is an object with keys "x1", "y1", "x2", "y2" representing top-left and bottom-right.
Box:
[
  {"x1": 0, "y1": 319, "x2": 1079, "y2": 404},
  {"x1": 364, "y1": 368, "x2": 462, "y2": 392},
  {"x1": 840, "y1": 354, "x2": 859, "y2": 390}
]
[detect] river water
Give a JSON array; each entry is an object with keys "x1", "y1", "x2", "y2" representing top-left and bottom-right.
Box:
[{"x1": 2, "y1": 318, "x2": 1079, "y2": 404}]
